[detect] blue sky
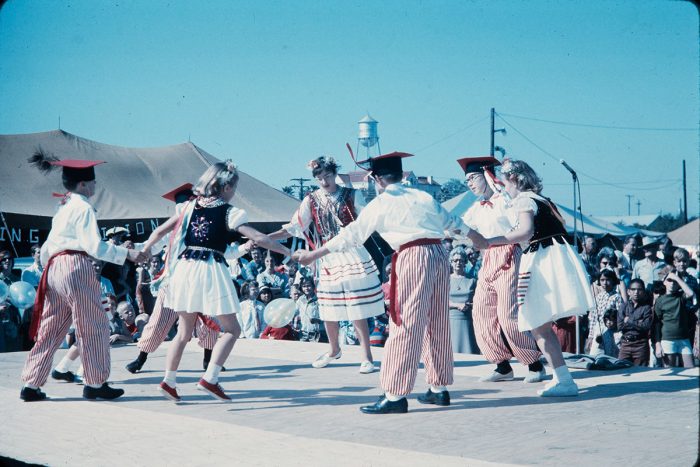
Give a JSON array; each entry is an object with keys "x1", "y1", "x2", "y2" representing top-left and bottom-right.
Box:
[{"x1": 1, "y1": 0, "x2": 697, "y2": 218}]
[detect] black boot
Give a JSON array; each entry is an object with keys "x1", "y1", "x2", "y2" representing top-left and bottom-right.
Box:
[
  {"x1": 360, "y1": 395, "x2": 408, "y2": 414},
  {"x1": 126, "y1": 352, "x2": 148, "y2": 374},
  {"x1": 51, "y1": 369, "x2": 76, "y2": 383},
  {"x1": 417, "y1": 389, "x2": 450, "y2": 406},
  {"x1": 20, "y1": 386, "x2": 47, "y2": 402},
  {"x1": 83, "y1": 383, "x2": 125, "y2": 400}
]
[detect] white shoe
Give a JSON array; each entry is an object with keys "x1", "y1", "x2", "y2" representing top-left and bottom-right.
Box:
[
  {"x1": 359, "y1": 361, "x2": 376, "y2": 374},
  {"x1": 478, "y1": 370, "x2": 514, "y2": 382},
  {"x1": 524, "y1": 369, "x2": 546, "y2": 383},
  {"x1": 537, "y1": 381, "x2": 578, "y2": 397},
  {"x1": 311, "y1": 349, "x2": 342, "y2": 368}
]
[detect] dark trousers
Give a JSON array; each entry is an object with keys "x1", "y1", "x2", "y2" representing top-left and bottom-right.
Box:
[{"x1": 618, "y1": 338, "x2": 649, "y2": 366}]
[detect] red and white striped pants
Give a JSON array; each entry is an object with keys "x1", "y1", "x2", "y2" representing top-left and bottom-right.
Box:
[
  {"x1": 138, "y1": 288, "x2": 218, "y2": 353},
  {"x1": 472, "y1": 245, "x2": 540, "y2": 364},
  {"x1": 22, "y1": 254, "x2": 111, "y2": 387},
  {"x1": 380, "y1": 244, "x2": 453, "y2": 396}
]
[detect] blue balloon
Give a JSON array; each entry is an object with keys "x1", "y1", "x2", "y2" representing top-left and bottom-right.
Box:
[
  {"x1": 0, "y1": 281, "x2": 8, "y2": 303},
  {"x1": 9, "y1": 281, "x2": 36, "y2": 309}
]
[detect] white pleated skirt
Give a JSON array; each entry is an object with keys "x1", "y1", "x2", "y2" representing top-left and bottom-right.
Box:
[
  {"x1": 517, "y1": 239, "x2": 594, "y2": 331},
  {"x1": 167, "y1": 257, "x2": 240, "y2": 316},
  {"x1": 316, "y1": 246, "x2": 385, "y2": 322}
]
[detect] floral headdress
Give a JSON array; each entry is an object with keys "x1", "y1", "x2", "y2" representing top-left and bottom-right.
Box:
[
  {"x1": 306, "y1": 156, "x2": 336, "y2": 171},
  {"x1": 499, "y1": 158, "x2": 516, "y2": 176}
]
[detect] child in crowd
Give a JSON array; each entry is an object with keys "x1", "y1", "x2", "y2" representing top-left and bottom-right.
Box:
[
  {"x1": 617, "y1": 278, "x2": 653, "y2": 366},
  {"x1": 588, "y1": 269, "x2": 624, "y2": 357},
  {"x1": 654, "y1": 270, "x2": 696, "y2": 368},
  {"x1": 237, "y1": 281, "x2": 265, "y2": 339},
  {"x1": 296, "y1": 278, "x2": 322, "y2": 342}
]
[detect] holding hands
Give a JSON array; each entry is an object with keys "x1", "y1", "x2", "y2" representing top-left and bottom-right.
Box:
[{"x1": 127, "y1": 248, "x2": 149, "y2": 264}]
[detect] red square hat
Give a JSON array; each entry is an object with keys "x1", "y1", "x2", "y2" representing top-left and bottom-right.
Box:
[
  {"x1": 357, "y1": 151, "x2": 414, "y2": 176},
  {"x1": 49, "y1": 159, "x2": 105, "y2": 183},
  {"x1": 161, "y1": 183, "x2": 194, "y2": 203},
  {"x1": 456, "y1": 156, "x2": 500, "y2": 175}
]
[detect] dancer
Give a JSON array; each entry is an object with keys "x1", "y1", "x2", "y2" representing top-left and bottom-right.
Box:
[
  {"x1": 141, "y1": 161, "x2": 290, "y2": 402},
  {"x1": 457, "y1": 157, "x2": 544, "y2": 383},
  {"x1": 484, "y1": 159, "x2": 594, "y2": 397},
  {"x1": 125, "y1": 183, "x2": 249, "y2": 373},
  {"x1": 295, "y1": 152, "x2": 487, "y2": 414},
  {"x1": 270, "y1": 156, "x2": 384, "y2": 374},
  {"x1": 20, "y1": 154, "x2": 146, "y2": 402}
]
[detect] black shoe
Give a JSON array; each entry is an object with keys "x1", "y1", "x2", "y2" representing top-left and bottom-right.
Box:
[
  {"x1": 83, "y1": 383, "x2": 125, "y2": 400},
  {"x1": 417, "y1": 389, "x2": 450, "y2": 406},
  {"x1": 360, "y1": 395, "x2": 408, "y2": 414},
  {"x1": 126, "y1": 358, "x2": 145, "y2": 374},
  {"x1": 20, "y1": 387, "x2": 47, "y2": 402},
  {"x1": 51, "y1": 369, "x2": 76, "y2": 383},
  {"x1": 203, "y1": 360, "x2": 226, "y2": 372}
]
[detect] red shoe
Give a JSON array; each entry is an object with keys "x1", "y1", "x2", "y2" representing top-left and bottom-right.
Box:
[
  {"x1": 197, "y1": 378, "x2": 231, "y2": 401},
  {"x1": 159, "y1": 382, "x2": 181, "y2": 403}
]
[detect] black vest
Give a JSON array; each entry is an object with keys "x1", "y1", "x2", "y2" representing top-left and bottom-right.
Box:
[{"x1": 181, "y1": 203, "x2": 236, "y2": 266}]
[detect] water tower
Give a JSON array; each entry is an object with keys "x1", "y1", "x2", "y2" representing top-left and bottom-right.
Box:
[{"x1": 357, "y1": 114, "x2": 381, "y2": 159}]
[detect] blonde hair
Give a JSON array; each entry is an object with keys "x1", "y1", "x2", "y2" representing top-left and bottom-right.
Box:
[
  {"x1": 673, "y1": 247, "x2": 690, "y2": 261},
  {"x1": 500, "y1": 159, "x2": 543, "y2": 194},
  {"x1": 193, "y1": 160, "x2": 239, "y2": 197}
]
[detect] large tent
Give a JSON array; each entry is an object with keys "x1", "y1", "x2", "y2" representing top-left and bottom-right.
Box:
[
  {"x1": 442, "y1": 191, "x2": 652, "y2": 237},
  {"x1": 667, "y1": 218, "x2": 699, "y2": 249},
  {"x1": 0, "y1": 130, "x2": 299, "y2": 255}
]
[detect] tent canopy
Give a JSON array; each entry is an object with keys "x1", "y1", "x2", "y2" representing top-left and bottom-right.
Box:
[
  {"x1": 0, "y1": 130, "x2": 299, "y2": 223},
  {"x1": 442, "y1": 191, "x2": 656, "y2": 238},
  {"x1": 667, "y1": 219, "x2": 699, "y2": 248}
]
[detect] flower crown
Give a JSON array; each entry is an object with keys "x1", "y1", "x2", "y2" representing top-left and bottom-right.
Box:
[
  {"x1": 500, "y1": 158, "x2": 516, "y2": 176},
  {"x1": 306, "y1": 156, "x2": 336, "y2": 171}
]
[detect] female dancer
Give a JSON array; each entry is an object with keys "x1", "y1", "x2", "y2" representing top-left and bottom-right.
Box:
[
  {"x1": 270, "y1": 156, "x2": 384, "y2": 373},
  {"x1": 485, "y1": 159, "x2": 594, "y2": 397},
  {"x1": 142, "y1": 161, "x2": 290, "y2": 402}
]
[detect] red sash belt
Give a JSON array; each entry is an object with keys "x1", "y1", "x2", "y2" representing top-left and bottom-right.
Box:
[
  {"x1": 198, "y1": 313, "x2": 222, "y2": 332},
  {"x1": 29, "y1": 250, "x2": 87, "y2": 341},
  {"x1": 388, "y1": 238, "x2": 442, "y2": 326}
]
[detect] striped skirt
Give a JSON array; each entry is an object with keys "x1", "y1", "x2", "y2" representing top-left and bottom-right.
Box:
[{"x1": 316, "y1": 246, "x2": 384, "y2": 322}]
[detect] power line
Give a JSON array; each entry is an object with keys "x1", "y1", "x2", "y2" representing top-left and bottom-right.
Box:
[
  {"x1": 416, "y1": 116, "x2": 488, "y2": 154},
  {"x1": 495, "y1": 114, "x2": 680, "y2": 191},
  {"x1": 499, "y1": 112, "x2": 697, "y2": 132}
]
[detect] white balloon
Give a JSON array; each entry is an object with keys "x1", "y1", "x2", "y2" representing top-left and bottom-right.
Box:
[{"x1": 263, "y1": 298, "x2": 297, "y2": 328}]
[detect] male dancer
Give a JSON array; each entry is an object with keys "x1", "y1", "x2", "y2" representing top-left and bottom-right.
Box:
[
  {"x1": 125, "y1": 183, "x2": 249, "y2": 373},
  {"x1": 458, "y1": 157, "x2": 545, "y2": 383},
  {"x1": 21, "y1": 154, "x2": 146, "y2": 401},
  {"x1": 295, "y1": 152, "x2": 486, "y2": 414}
]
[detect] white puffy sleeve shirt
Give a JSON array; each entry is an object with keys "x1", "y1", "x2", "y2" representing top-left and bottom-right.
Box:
[
  {"x1": 41, "y1": 194, "x2": 128, "y2": 266},
  {"x1": 461, "y1": 193, "x2": 515, "y2": 237},
  {"x1": 324, "y1": 184, "x2": 470, "y2": 252}
]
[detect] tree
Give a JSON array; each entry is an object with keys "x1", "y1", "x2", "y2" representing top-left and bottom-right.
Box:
[
  {"x1": 645, "y1": 213, "x2": 697, "y2": 233},
  {"x1": 281, "y1": 186, "x2": 295, "y2": 196},
  {"x1": 438, "y1": 178, "x2": 468, "y2": 202}
]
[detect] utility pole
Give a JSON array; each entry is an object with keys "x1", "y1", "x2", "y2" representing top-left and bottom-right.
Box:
[
  {"x1": 636, "y1": 200, "x2": 641, "y2": 216},
  {"x1": 682, "y1": 160, "x2": 688, "y2": 223},
  {"x1": 490, "y1": 108, "x2": 506, "y2": 157},
  {"x1": 289, "y1": 177, "x2": 311, "y2": 201},
  {"x1": 625, "y1": 194, "x2": 633, "y2": 216}
]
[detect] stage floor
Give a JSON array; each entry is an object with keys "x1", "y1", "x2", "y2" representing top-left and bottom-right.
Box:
[{"x1": 0, "y1": 340, "x2": 697, "y2": 466}]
